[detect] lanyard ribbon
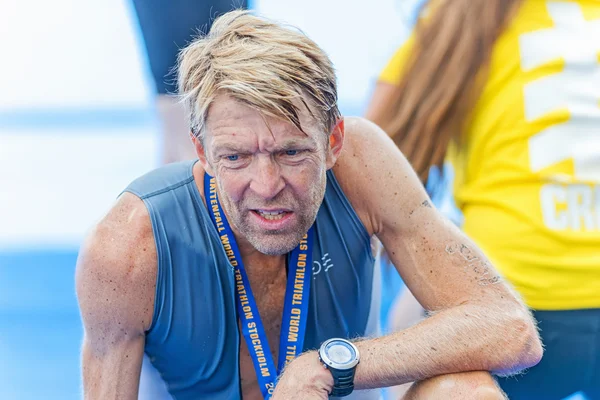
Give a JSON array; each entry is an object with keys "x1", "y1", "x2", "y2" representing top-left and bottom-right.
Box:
[{"x1": 204, "y1": 175, "x2": 313, "y2": 399}]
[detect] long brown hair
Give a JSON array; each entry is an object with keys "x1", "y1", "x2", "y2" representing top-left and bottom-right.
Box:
[{"x1": 372, "y1": 0, "x2": 523, "y2": 182}]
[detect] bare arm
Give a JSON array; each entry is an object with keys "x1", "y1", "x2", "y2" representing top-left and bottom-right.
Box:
[
  {"x1": 364, "y1": 81, "x2": 398, "y2": 126},
  {"x1": 333, "y1": 117, "x2": 542, "y2": 388},
  {"x1": 76, "y1": 193, "x2": 157, "y2": 399}
]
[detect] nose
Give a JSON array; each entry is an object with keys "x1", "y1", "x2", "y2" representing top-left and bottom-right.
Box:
[{"x1": 249, "y1": 155, "x2": 285, "y2": 200}]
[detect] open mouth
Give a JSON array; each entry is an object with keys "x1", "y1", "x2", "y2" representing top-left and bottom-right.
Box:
[
  {"x1": 248, "y1": 209, "x2": 296, "y2": 230},
  {"x1": 253, "y1": 210, "x2": 290, "y2": 221}
]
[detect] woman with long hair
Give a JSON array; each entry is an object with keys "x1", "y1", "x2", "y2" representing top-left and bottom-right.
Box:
[{"x1": 367, "y1": 1, "x2": 600, "y2": 398}]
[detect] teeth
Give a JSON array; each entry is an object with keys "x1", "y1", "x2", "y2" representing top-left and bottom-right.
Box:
[
  {"x1": 257, "y1": 210, "x2": 286, "y2": 220},
  {"x1": 259, "y1": 210, "x2": 284, "y2": 215},
  {"x1": 263, "y1": 214, "x2": 284, "y2": 220}
]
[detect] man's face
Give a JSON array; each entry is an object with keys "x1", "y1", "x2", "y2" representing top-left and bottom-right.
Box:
[{"x1": 199, "y1": 94, "x2": 335, "y2": 255}]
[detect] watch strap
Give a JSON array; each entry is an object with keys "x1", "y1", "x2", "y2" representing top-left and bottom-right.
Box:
[{"x1": 329, "y1": 366, "x2": 356, "y2": 397}]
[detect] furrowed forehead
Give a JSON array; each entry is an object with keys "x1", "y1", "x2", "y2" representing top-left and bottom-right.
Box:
[
  {"x1": 206, "y1": 92, "x2": 325, "y2": 134},
  {"x1": 209, "y1": 129, "x2": 320, "y2": 155},
  {"x1": 205, "y1": 94, "x2": 326, "y2": 150}
]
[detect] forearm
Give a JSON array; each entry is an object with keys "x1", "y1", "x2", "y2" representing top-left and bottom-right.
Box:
[{"x1": 354, "y1": 301, "x2": 541, "y2": 390}]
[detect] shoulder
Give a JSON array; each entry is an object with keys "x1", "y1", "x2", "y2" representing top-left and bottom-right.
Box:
[
  {"x1": 334, "y1": 117, "x2": 399, "y2": 183},
  {"x1": 332, "y1": 117, "x2": 427, "y2": 235},
  {"x1": 76, "y1": 192, "x2": 157, "y2": 335},
  {"x1": 126, "y1": 160, "x2": 197, "y2": 199}
]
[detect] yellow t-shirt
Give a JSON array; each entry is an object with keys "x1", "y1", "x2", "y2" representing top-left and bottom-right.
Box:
[{"x1": 380, "y1": 0, "x2": 600, "y2": 310}]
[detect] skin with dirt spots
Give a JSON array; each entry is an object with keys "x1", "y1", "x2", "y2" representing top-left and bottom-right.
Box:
[
  {"x1": 76, "y1": 95, "x2": 542, "y2": 400},
  {"x1": 198, "y1": 94, "x2": 331, "y2": 256}
]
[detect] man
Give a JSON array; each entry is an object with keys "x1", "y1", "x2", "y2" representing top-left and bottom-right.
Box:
[{"x1": 75, "y1": 10, "x2": 542, "y2": 400}]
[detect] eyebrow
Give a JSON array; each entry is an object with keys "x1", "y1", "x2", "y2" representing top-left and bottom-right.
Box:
[
  {"x1": 274, "y1": 139, "x2": 316, "y2": 151},
  {"x1": 212, "y1": 138, "x2": 317, "y2": 155},
  {"x1": 212, "y1": 144, "x2": 249, "y2": 154}
]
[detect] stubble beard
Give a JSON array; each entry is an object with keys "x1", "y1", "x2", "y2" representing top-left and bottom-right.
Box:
[{"x1": 221, "y1": 177, "x2": 327, "y2": 256}]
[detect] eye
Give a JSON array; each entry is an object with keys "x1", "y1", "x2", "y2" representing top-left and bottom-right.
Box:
[
  {"x1": 285, "y1": 150, "x2": 299, "y2": 156},
  {"x1": 226, "y1": 155, "x2": 239, "y2": 161}
]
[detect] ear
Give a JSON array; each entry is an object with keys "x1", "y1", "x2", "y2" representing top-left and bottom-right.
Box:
[
  {"x1": 190, "y1": 132, "x2": 216, "y2": 176},
  {"x1": 326, "y1": 117, "x2": 345, "y2": 169}
]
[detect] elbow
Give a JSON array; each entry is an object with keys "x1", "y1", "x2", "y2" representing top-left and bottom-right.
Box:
[
  {"x1": 496, "y1": 308, "x2": 543, "y2": 374},
  {"x1": 514, "y1": 311, "x2": 544, "y2": 369}
]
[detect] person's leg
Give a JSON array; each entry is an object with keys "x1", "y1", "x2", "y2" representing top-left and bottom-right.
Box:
[
  {"x1": 498, "y1": 309, "x2": 599, "y2": 400},
  {"x1": 402, "y1": 371, "x2": 506, "y2": 400},
  {"x1": 138, "y1": 353, "x2": 172, "y2": 400},
  {"x1": 583, "y1": 310, "x2": 600, "y2": 400},
  {"x1": 156, "y1": 95, "x2": 196, "y2": 164},
  {"x1": 132, "y1": 0, "x2": 248, "y2": 164},
  {"x1": 586, "y1": 388, "x2": 600, "y2": 400},
  {"x1": 387, "y1": 286, "x2": 426, "y2": 333}
]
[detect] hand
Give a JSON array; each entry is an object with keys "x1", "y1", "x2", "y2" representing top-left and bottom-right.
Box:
[{"x1": 271, "y1": 351, "x2": 334, "y2": 400}]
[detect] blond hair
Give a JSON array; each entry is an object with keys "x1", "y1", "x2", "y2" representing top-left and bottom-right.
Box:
[
  {"x1": 371, "y1": 0, "x2": 523, "y2": 182},
  {"x1": 177, "y1": 10, "x2": 340, "y2": 139}
]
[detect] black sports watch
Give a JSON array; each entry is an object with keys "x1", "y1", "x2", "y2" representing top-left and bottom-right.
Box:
[{"x1": 318, "y1": 338, "x2": 360, "y2": 397}]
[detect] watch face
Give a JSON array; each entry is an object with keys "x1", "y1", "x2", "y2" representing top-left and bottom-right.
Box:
[
  {"x1": 320, "y1": 339, "x2": 360, "y2": 370},
  {"x1": 325, "y1": 341, "x2": 355, "y2": 364}
]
